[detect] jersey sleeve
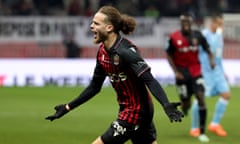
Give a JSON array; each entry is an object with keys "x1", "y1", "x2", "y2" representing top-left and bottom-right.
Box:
[
  {"x1": 198, "y1": 31, "x2": 211, "y2": 53},
  {"x1": 68, "y1": 60, "x2": 106, "y2": 109},
  {"x1": 165, "y1": 37, "x2": 175, "y2": 56},
  {"x1": 140, "y1": 70, "x2": 169, "y2": 105},
  {"x1": 93, "y1": 59, "x2": 108, "y2": 80},
  {"x1": 119, "y1": 47, "x2": 150, "y2": 77}
]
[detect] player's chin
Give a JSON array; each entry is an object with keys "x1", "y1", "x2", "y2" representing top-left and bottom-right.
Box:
[
  {"x1": 93, "y1": 33, "x2": 104, "y2": 44},
  {"x1": 93, "y1": 35, "x2": 97, "y2": 43}
]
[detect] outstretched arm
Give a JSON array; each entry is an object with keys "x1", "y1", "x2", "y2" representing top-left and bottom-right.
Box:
[
  {"x1": 165, "y1": 38, "x2": 184, "y2": 80},
  {"x1": 67, "y1": 73, "x2": 106, "y2": 109},
  {"x1": 119, "y1": 46, "x2": 183, "y2": 122},
  {"x1": 140, "y1": 70, "x2": 183, "y2": 122},
  {"x1": 140, "y1": 70, "x2": 169, "y2": 105},
  {"x1": 45, "y1": 62, "x2": 106, "y2": 121}
]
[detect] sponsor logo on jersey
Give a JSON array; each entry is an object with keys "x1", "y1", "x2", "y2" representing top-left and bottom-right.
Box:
[
  {"x1": 109, "y1": 72, "x2": 127, "y2": 83},
  {"x1": 177, "y1": 40, "x2": 182, "y2": 45},
  {"x1": 178, "y1": 46, "x2": 198, "y2": 52}
]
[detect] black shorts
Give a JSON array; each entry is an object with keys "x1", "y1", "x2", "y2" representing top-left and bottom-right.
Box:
[
  {"x1": 101, "y1": 119, "x2": 156, "y2": 144},
  {"x1": 176, "y1": 68, "x2": 205, "y2": 101}
]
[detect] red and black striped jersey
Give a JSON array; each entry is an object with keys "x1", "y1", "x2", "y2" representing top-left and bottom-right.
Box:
[
  {"x1": 95, "y1": 35, "x2": 153, "y2": 124},
  {"x1": 166, "y1": 30, "x2": 209, "y2": 77}
]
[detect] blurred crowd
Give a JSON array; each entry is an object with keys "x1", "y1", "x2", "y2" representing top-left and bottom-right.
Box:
[{"x1": 0, "y1": 0, "x2": 240, "y2": 18}]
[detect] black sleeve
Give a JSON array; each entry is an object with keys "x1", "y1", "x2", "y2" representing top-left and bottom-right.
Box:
[
  {"x1": 68, "y1": 61, "x2": 106, "y2": 109},
  {"x1": 119, "y1": 47, "x2": 150, "y2": 77},
  {"x1": 165, "y1": 38, "x2": 175, "y2": 56},
  {"x1": 140, "y1": 70, "x2": 169, "y2": 105},
  {"x1": 120, "y1": 46, "x2": 170, "y2": 105},
  {"x1": 198, "y1": 31, "x2": 211, "y2": 54}
]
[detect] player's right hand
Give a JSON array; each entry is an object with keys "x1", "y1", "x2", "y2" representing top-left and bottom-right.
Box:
[
  {"x1": 210, "y1": 59, "x2": 215, "y2": 69},
  {"x1": 45, "y1": 104, "x2": 69, "y2": 121}
]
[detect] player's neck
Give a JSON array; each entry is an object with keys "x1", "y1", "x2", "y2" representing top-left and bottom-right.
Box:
[
  {"x1": 104, "y1": 33, "x2": 118, "y2": 50},
  {"x1": 209, "y1": 24, "x2": 217, "y2": 33},
  {"x1": 181, "y1": 30, "x2": 191, "y2": 36}
]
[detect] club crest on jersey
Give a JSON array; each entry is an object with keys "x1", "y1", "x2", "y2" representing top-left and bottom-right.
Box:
[
  {"x1": 192, "y1": 37, "x2": 198, "y2": 46},
  {"x1": 113, "y1": 54, "x2": 120, "y2": 65},
  {"x1": 177, "y1": 40, "x2": 182, "y2": 45}
]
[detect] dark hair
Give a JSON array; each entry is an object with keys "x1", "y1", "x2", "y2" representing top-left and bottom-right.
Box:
[
  {"x1": 98, "y1": 6, "x2": 136, "y2": 35},
  {"x1": 210, "y1": 13, "x2": 223, "y2": 22},
  {"x1": 179, "y1": 13, "x2": 193, "y2": 22}
]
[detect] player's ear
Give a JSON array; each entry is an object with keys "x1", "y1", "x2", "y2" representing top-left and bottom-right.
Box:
[{"x1": 106, "y1": 24, "x2": 114, "y2": 33}]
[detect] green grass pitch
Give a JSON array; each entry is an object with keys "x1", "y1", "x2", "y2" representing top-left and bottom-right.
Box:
[{"x1": 0, "y1": 86, "x2": 239, "y2": 144}]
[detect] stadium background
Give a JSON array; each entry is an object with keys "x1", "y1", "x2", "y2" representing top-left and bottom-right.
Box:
[
  {"x1": 0, "y1": 0, "x2": 240, "y2": 144},
  {"x1": 0, "y1": 0, "x2": 240, "y2": 59}
]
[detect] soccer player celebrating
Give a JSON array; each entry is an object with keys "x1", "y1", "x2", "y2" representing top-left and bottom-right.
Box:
[
  {"x1": 164, "y1": 14, "x2": 215, "y2": 142},
  {"x1": 45, "y1": 6, "x2": 183, "y2": 144},
  {"x1": 191, "y1": 14, "x2": 230, "y2": 137}
]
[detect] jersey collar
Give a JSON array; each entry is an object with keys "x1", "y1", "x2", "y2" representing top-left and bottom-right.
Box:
[{"x1": 109, "y1": 34, "x2": 123, "y2": 51}]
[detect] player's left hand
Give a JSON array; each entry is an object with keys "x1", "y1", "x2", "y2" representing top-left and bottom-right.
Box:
[{"x1": 163, "y1": 102, "x2": 184, "y2": 122}]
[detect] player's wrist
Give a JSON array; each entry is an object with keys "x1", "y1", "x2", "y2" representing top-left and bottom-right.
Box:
[
  {"x1": 65, "y1": 104, "x2": 71, "y2": 111},
  {"x1": 163, "y1": 103, "x2": 170, "y2": 108}
]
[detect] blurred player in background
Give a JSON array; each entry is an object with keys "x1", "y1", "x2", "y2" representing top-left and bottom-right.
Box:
[
  {"x1": 165, "y1": 14, "x2": 215, "y2": 142},
  {"x1": 191, "y1": 14, "x2": 230, "y2": 137},
  {"x1": 63, "y1": 32, "x2": 81, "y2": 58},
  {"x1": 45, "y1": 5, "x2": 183, "y2": 144}
]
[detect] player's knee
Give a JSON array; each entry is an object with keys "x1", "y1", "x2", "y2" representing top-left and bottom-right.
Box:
[
  {"x1": 197, "y1": 99, "x2": 205, "y2": 107},
  {"x1": 195, "y1": 96, "x2": 205, "y2": 107},
  {"x1": 220, "y1": 92, "x2": 230, "y2": 100},
  {"x1": 195, "y1": 93, "x2": 206, "y2": 106},
  {"x1": 182, "y1": 100, "x2": 191, "y2": 111},
  {"x1": 92, "y1": 137, "x2": 104, "y2": 144},
  {"x1": 196, "y1": 90, "x2": 204, "y2": 98},
  {"x1": 152, "y1": 140, "x2": 158, "y2": 144}
]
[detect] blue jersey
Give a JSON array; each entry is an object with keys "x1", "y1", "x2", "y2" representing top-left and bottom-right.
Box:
[
  {"x1": 199, "y1": 28, "x2": 224, "y2": 75},
  {"x1": 199, "y1": 28, "x2": 229, "y2": 96}
]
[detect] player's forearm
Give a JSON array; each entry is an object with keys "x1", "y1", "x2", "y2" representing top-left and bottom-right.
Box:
[
  {"x1": 140, "y1": 71, "x2": 169, "y2": 105},
  {"x1": 68, "y1": 78, "x2": 103, "y2": 110},
  {"x1": 166, "y1": 54, "x2": 178, "y2": 74},
  {"x1": 207, "y1": 51, "x2": 215, "y2": 69},
  {"x1": 202, "y1": 43, "x2": 212, "y2": 56},
  {"x1": 149, "y1": 81, "x2": 170, "y2": 105},
  {"x1": 207, "y1": 52, "x2": 214, "y2": 61},
  {"x1": 68, "y1": 86, "x2": 99, "y2": 110}
]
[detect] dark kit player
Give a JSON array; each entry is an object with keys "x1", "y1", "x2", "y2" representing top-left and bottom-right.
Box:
[
  {"x1": 165, "y1": 14, "x2": 215, "y2": 142},
  {"x1": 45, "y1": 6, "x2": 183, "y2": 144}
]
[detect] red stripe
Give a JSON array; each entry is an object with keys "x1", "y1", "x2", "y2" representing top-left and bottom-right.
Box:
[
  {"x1": 128, "y1": 74, "x2": 141, "y2": 124},
  {"x1": 97, "y1": 41, "x2": 143, "y2": 125}
]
